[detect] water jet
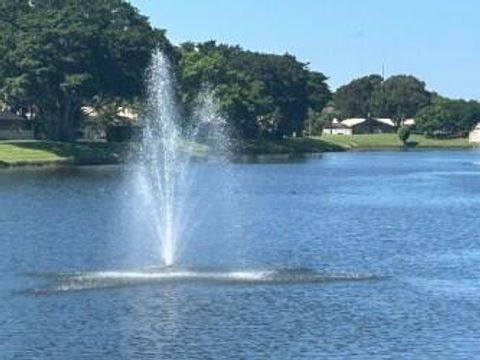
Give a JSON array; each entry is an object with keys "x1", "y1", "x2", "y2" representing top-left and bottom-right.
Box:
[{"x1": 138, "y1": 50, "x2": 230, "y2": 267}]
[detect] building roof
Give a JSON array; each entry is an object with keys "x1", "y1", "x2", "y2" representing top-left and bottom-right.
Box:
[
  {"x1": 341, "y1": 118, "x2": 366, "y2": 127},
  {"x1": 376, "y1": 118, "x2": 395, "y2": 127},
  {"x1": 117, "y1": 107, "x2": 138, "y2": 120},
  {"x1": 341, "y1": 117, "x2": 395, "y2": 128},
  {"x1": 81, "y1": 106, "x2": 139, "y2": 121},
  {"x1": 0, "y1": 112, "x2": 26, "y2": 122}
]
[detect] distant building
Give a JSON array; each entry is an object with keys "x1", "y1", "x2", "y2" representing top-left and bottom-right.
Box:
[
  {"x1": 402, "y1": 118, "x2": 416, "y2": 127},
  {"x1": 322, "y1": 119, "x2": 352, "y2": 135},
  {"x1": 116, "y1": 107, "x2": 139, "y2": 121},
  {"x1": 469, "y1": 123, "x2": 480, "y2": 144},
  {"x1": 341, "y1": 117, "x2": 395, "y2": 134},
  {"x1": 80, "y1": 106, "x2": 141, "y2": 141},
  {"x1": 82, "y1": 119, "x2": 107, "y2": 141},
  {"x1": 80, "y1": 107, "x2": 105, "y2": 141},
  {"x1": 0, "y1": 112, "x2": 34, "y2": 140}
]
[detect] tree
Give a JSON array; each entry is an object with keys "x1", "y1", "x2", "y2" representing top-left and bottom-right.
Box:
[
  {"x1": 178, "y1": 42, "x2": 264, "y2": 138},
  {"x1": 304, "y1": 100, "x2": 339, "y2": 135},
  {"x1": 306, "y1": 71, "x2": 331, "y2": 113},
  {"x1": 416, "y1": 96, "x2": 480, "y2": 137},
  {"x1": 0, "y1": 0, "x2": 170, "y2": 141},
  {"x1": 397, "y1": 126, "x2": 411, "y2": 145},
  {"x1": 334, "y1": 75, "x2": 383, "y2": 118},
  {"x1": 371, "y1": 75, "x2": 431, "y2": 123},
  {"x1": 304, "y1": 72, "x2": 332, "y2": 135},
  {"x1": 178, "y1": 42, "x2": 331, "y2": 139}
]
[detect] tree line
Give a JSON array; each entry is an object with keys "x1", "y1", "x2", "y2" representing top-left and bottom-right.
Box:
[
  {"x1": 0, "y1": 0, "x2": 478, "y2": 141},
  {"x1": 329, "y1": 74, "x2": 480, "y2": 137}
]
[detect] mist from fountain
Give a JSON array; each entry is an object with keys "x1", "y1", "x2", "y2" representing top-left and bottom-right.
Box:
[{"x1": 138, "y1": 50, "x2": 230, "y2": 267}]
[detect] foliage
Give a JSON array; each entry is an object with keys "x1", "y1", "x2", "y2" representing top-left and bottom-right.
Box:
[
  {"x1": 397, "y1": 126, "x2": 411, "y2": 144},
  {"x1": 178, "y1": 41, "x2": 331, "y2": 138},
  {"x1": 306, "y1": 71, "x2": 331, "y2": 113},
  {"x1": 0, "y1": 2, "x2": 476, "y2": 144},
  {"x1": 371, "y1": 75, "x2": 431, "y2": 123},
  {"x1": 334, "y1": 74, "x2": 431, "y2": 124},
  {"x1": 334, "y1": 75, "x2": 383, "y2": 118},
  {"x1": 304, "y1": 101, "x2": 340, "y2": 135},
  {"x1": 303, "y1": 109, "x2": 323, "y2": 136},
  {"x1": 0, "y1": 0, "x2": 171, "y2": 141},
  {"x1": 415, "y1": 96, "x2": 480, "y2": 137}
]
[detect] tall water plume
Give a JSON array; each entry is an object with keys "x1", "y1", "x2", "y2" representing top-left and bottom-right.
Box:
[
  {"x1": 140, "y1": 50, "x2": 183, "y2": 266},
  {"x1": 137, "y1": 51, "x2": 232, "y2": 267}
]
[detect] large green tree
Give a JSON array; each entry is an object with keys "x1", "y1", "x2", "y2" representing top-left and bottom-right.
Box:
[
  {"x1": 371, "y1": 75, "x2": 431, "y2": 123},
  {"x1": 306, "y1": 71, "x2": 331, "y2": 113},
  {"x1": 178, "y1": 42, "x2": 266, "y2": 138},
  {"x1": 416, "y1": 96, "x2": 480, "y2": 137},
  {"x1": 305, "y1": 100, "x2": 339, "y2": 135},
  {"x1": 178, "y1": 42, "x2": 330, "y2": 138},
  {"x1": 0, "y1": 0, "x2": 170, "y2": 141},
  {"x1": 334, "y1": 75, "x2": 383, "y2": 118}
]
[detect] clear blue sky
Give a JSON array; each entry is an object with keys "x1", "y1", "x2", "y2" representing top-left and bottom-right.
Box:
[{"x1": 130, "y1": 0, "x2": 478, "y2": 100}]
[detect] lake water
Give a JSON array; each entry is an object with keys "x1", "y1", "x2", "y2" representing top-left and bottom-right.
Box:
[{"x1": 1, "y1": 150, "x2": 479, "y2": 359}]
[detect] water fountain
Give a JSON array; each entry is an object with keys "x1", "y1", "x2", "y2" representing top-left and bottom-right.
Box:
[
  {"x1": 25, "y1": 50, "x2": 379, "y2": 294},
  {"x1": 139, "y1": 50, "x2": 230, "y2": 267},
  {"x1": 139, "y1": 50, "x2": 182, "y2": 266}
]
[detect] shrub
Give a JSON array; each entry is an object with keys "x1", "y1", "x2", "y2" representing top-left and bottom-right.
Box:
[{"x1": 397, "y1": 126, "x2": 411, "y2": 145}]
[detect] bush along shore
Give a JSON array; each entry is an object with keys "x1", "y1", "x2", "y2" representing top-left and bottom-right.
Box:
[{"x1": 0, "y1": 135, "x2": 473, "y2": 169}]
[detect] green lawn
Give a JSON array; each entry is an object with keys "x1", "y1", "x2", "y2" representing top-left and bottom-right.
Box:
[
  {"x1": 0, "y1": 143, "x2": 64, "y2": 163},
  {"x1": 0, "y1": 141, "x2": 129, "y2": 167},
  {"x1": 233, "y1": 137, "x2": 344, "y2": 154},
  {"x1": 319, "y1": 133, "x2": 471, "y2": 149},
  {"x1": 0, "y1": 135, "x2": 473, "y2": 168},
  {"x1": 0, "y1": 138, "x2": 344, "y2": 167}
]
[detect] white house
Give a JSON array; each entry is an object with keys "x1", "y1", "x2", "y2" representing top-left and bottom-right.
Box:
[
  {"x1": 340, "y1": 117, "x2": 395, "y2": 134},
  {"x1": 80, "y1": 106, "x2": 140, "y2": 141},
  {"x1": 469, "y1": 123, "x2": 480, "y2": 144},
  {"x1": 375, "y1": 118, "x2": 396, "y2": 127},
  {"x1": 322, "y1": 118, "x2": 352, "y2": 135},
  {"x1": 341, "y1": 118, "x2": 367, "y2": 128}
]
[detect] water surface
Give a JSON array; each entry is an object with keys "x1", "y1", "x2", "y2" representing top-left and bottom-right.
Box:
[{"x1": 1, "y1": 150, "x2": 479, "y2": 359}]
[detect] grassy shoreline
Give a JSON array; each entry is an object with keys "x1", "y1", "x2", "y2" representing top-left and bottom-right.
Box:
[
  {"x1": 319, "y1": 133, "x2": 471, "y2": 149},
  {"x1": 0, "y1": 141, "x2": 129, "y2": 168},
  {"x1": 0, "y1": 135, "x2": 474, "y2": 168}
]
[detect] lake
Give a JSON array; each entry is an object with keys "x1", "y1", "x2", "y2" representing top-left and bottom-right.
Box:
[{"x1": 1, "y1": 150, "x2": 479, "y2": 359}]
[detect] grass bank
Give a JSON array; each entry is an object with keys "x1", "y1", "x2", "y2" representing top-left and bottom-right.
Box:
[
  {"x1": 319, "y1": 134, "x2": 471, "y2": 149},
  {"x1": 0, "y1": 138, "x2": 343, "y2": 168},
  {"x1": 0, "y1": 141, "x2": 129, "y2": 168},
  {"x1": 232, "y1": 137, "x2": 344, "y2": 155},
  {"x1": 0, "y1": 134, "x2": 473, "y2": 168}
]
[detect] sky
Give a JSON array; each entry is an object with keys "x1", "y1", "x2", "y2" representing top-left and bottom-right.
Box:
[{"x1": 130, "y1": 0, "x2": 479, "y2": 100}]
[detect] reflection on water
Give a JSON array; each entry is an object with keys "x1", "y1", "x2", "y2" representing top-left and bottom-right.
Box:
[
  {"x1": 1, "y1": 150, "x2": 480, "y2": 359},
  {"x1": 232, "y1": 153, "x2": 320, "y2": 164}
]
